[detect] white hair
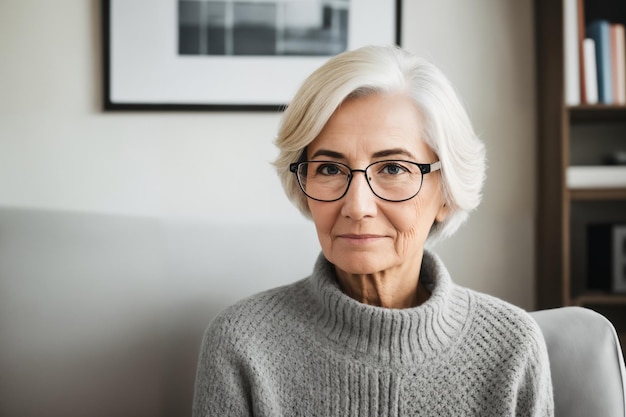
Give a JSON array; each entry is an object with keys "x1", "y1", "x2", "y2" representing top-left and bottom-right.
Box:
[{"x1": 273, "y1": 45, "x2": 486, "y2": 242}]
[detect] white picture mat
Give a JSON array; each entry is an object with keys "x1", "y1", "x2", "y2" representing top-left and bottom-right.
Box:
[{"x1": 108, "y1": 0, "x2": 398, "y2": 106}]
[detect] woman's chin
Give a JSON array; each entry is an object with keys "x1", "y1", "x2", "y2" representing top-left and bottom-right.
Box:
[{"x1": 332, "y1": 258, "x2": 390, "y2": 277}]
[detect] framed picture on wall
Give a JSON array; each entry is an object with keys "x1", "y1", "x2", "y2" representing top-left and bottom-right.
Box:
[{"x1": 102, "y1": 0, "x2": 401, "y2": 111}]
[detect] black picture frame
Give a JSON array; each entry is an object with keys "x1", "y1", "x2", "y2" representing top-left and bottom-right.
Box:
[{"x1": 102, "y1": 0, "x2": 401, "y2": 111}]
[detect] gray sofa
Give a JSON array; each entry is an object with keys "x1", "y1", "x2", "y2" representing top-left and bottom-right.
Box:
[
  {"x1": 532, "y1": 307, "x2": 626, "y2": 416},
  {"x1": 0, "y1": 208, "x2": 319, "y2": 417}
]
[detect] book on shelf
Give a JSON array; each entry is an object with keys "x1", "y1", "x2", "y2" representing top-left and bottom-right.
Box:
[
  {"x1": 563, "y1": 0, "x2": 626, "y2": 106},
  {"x1": 587, "y1": 224, "x2": 626, "y2": 293},
  {"x1": 564, "y1": 0, "x2": 581, "y2": 105},
  {"x1": 587, "y1": 19, "x2": 614, "y2": 104},
  {"x1": 577, "y1": 0, "x2": 587, "y2": 104},
  {"x1": 611, "y1": 24, "x2": 626, "y2": 105},
  {"x1": 583, "y1": 38, "x2": 599, "y2": 104},
  {"x1": 566, "y1": 165, "x2": 626, "y2": 189}
]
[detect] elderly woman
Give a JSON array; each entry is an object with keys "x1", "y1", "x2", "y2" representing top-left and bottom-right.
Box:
[{"x1": 192, "y1": 45, "x2": 554, "y2": 416}]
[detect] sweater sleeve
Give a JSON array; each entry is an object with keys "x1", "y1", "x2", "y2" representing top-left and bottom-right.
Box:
[
  {"x1": 191, "y1": 316, "x2": 253, "y2": 417},
  {"x1": 513, "y1": 320, "x2": 555, "y2": 417}
]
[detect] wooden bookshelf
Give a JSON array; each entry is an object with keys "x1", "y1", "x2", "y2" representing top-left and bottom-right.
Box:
[
  {"x1": 569, "y1": 188, "x2": 626, "y2": 200},
  {"x1": 573, "y1": 293, "x2": 626, "y2": 306},
  {"x1": 535, "y1": 0, "x2": 626, "y2": 338}
]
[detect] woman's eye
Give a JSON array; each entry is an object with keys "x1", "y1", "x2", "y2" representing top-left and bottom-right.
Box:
[
  {"x1": 318, "y1": 163, "x2": 342, "y2": 175},
  {"x1": 381, "y1": 163, "x2": 408, "y2": 175}
]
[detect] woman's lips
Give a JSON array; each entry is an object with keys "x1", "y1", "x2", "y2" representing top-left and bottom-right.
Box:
[{"x1": 337, "y1": 234, "x2": 385, "y2": 243}]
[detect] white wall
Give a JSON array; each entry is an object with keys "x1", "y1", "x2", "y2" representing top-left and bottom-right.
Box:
[{"x1": 404, "y1": 0, "x2": 537, "y2": 305}]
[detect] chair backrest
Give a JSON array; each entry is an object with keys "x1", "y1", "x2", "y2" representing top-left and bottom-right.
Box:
[{"x1": 531, "y1": 307, "x2": 626, "y2": 417}]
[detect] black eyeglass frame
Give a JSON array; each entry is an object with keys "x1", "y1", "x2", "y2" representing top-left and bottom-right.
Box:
[{"x1": 289, "y1": 160, "x2": 442, "y2": 203}]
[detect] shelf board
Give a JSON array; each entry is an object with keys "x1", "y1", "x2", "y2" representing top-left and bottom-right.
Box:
[
  {"x1": 572, "y1": 293, "x2": 626, "y2": 306},
  {"x1": 569, "y1": 188, "x2": 626, "y2": 200},
  {"x1": 568, "y1": 105, "x2": 626, "y2": 122}
]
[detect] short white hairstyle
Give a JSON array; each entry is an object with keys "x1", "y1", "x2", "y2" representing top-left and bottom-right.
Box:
[{"x1": 273, "y1": 45, "x2": 486, "y2": 242}]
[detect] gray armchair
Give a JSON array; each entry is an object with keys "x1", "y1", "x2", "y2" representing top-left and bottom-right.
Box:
[{"x1": 531, "y1": 307, "x2": 626, "y2": 417}]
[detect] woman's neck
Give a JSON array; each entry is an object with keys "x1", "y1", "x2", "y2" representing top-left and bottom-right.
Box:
[{"x1": 334, "y1": 260, "x2": 431, "y2": 309}]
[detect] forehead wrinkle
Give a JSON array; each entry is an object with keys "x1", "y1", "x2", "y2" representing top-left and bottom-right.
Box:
[
  {"x1": 308, "y1": 94, "x2": 428, "y2": 163},
  {"x1": 310, "y1": 149, "x2": 345, "y2": 159}
]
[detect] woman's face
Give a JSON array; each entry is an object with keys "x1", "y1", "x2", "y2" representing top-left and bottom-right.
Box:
[{"x1": 306, "y1": 93, "x2": 447, "y2": 276}]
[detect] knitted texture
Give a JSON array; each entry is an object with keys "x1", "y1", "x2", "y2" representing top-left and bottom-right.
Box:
[{"x1": 192, "y1": 251, "x2": 554, "y2": 416}]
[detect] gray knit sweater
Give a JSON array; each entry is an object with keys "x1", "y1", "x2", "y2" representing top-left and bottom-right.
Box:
[{"x1": 192, "y1": 251, "x2": 554, "y2": 416}]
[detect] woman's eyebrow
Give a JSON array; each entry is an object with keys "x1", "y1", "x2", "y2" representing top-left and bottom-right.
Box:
[
  {"x1": 372, "y1": 148, "x2": 416, "y2": 159},
  {"x1": 311, "y1": 148, "x2": 417, "y2": 160},
  {"x1": 311, "y1": 149, "x2": 345, "y2": 159}
]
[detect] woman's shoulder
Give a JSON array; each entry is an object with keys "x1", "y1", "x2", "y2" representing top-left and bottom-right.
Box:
[
  {"x1": 464, "y1": 288, "x2": 545, "y2": 349},
  {"x1": 204, "y1": 277, "x2": 313, "y2": 345}
]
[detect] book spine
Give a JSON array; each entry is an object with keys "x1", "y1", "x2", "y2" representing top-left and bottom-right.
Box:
[
  {"x1": 577, "y1": 0, "x2": 587, "y2": 103},
  {"x1": 613, "y1": 226, "x2": 626, "y2": 292},
  {"x1": 613, "y1": 24, "x2": 626, "y2": 104},
  {"x1": 583, "y1": 38, "x2": 599, "y2": 104},
  {"x1": 587, "y1": 20, "x2": 613, "y2": 104},
  {"x1": 564, "y1": 0, "x2": 581, "y2": 105}
]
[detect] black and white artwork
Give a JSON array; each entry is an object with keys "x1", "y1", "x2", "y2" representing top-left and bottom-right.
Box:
[
  {"x1": 104, "y1": 0, "x2": 398, "y2": 110},
  {"x1": 178, "y1": 0, "x2": 349, "y2": 56}
]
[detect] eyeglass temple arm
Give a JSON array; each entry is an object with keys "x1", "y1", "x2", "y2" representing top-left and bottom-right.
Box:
[{"x1": 425, "y1": 161, "x2": 442, "y2": 173}]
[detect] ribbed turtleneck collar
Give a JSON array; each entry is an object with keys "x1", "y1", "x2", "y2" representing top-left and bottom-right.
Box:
[{"x1": 309, "y1": 250, "x2": 472, "y2": 366}]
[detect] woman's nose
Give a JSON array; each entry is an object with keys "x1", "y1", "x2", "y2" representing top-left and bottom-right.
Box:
[{"x1": 340, "y1": 172, "x2": 378, "y2": 219}]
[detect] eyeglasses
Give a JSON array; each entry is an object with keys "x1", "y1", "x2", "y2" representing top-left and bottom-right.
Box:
[{"x1": 289, "y1": 160, "x2": 441, "y2": 202}]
